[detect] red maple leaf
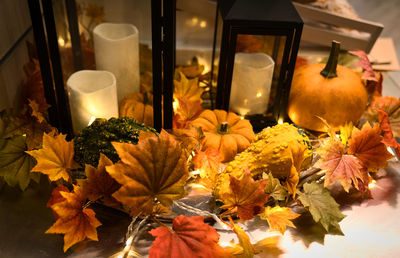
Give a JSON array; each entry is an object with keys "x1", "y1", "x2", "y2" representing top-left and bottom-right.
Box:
[
  {"x1": 349, "y1": 50, "x2": 377, "y2": 82},
  {"x1": 149, "y1": 215, "x2": 226, "y2": 258}
]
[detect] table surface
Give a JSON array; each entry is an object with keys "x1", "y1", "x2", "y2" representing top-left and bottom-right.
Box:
[{"x1": 1, "y1": 159, "x2": 400, "y2": 258}]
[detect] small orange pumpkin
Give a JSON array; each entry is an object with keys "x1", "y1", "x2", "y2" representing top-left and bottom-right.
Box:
[
  {"x1": 120, "y1": 92, "x2": 153, "y2": 127},
  {"x1": 288, "y1": 41, "x2": 368, "y2": 131},
  {"x1": 191, "y1": 109, "x2": 255, "y2": 162}
]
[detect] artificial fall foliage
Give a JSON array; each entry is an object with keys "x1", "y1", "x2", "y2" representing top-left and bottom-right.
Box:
[
  {"x1": 220, "y1": 171, "x2": 268, "y2": 220},
  {"x1": 173, "y1": 98, "x2": 204, "y2": 129},
  {"x1": 27, "y1": 132, "x2": 81, "y2": 182},
  {"x1": 174, "y1": 73, "x2": 203, "y2": 105},
  {"x1": 315, "y1": 136, "x2": 366, "y2": 192},
  {"x1": 263, "y1": 173, "x2": 288, "y2": 201},
  {"x1": 148, "y1": 215, "x2": 226, "y2": 258},
  {"x1": 0, "y1": 135, "x2": 39, "y2": 190},
  {"x1": 366, "y1": 96, "x2": 400, "y2": 137},
  {"x1": 106, "y1": 130, "x2": 189, "y2": 215},
  {"x1": 192, "y1": 148, "x2": 222, "y2": 188},
  {"x1": 259, "y1": 206, "x2": 300, "y2": 234},
  {"x1": 46, "y1": 185, "x2": 70, "y2": 219},
  {"x1": 46, "y1": 186, "x2": 102, "y2": 252},
  {"x1": 379, "y1": 110, "x2": 400, "y2": 158},
  {"x1": 348, "y1": 123, "x2": 393, "y2": 171},
  {"x1": 298, "y1": 182, "x2": 346, "y2": 233},
  {"x1": 81, "y1": 154, "x2": 121, "y2": 208}
]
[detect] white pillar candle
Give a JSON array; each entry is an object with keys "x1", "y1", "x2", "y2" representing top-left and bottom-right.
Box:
[
  {"x1": 93, "y1": 23, "x2": 140, "y2": 103},
  {"x1": 229, "y1": 53, "x2": 275, "y2": 116},
  {"x1": 67, "y1": 70, "x2": 119, "y2": 133}
]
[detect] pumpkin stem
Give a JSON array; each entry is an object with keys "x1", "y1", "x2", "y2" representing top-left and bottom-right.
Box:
[
  {"x1": 320, "y1": 41, "x2": 340, "y2": 79},
  {"x1": 219, "y1": 122, "x2": 229, "y2": 134}
]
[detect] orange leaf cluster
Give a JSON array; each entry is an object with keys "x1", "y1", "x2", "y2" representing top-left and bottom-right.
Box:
[
  {"x1": 81, "y1": 154, "x2": 121, "y2": 208},
  {"x1": 220, "y1": 171, "x2": 268, "y2": 220},
  {"x1": 107, "y1": 130, "x2": 188, "y2": 215},
  {"x1": 46, "y1": 186, "x2": 101, "y2": 252},
  {"x1": 149, "y1": 215, "x2": 226, "y2": 258},
  {"x1": 27, "y1": 132, "x2": 80, "y2": 182}
]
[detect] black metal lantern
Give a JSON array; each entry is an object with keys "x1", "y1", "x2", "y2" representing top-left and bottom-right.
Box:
[
  {"x1": 214, "y1": 0, "x2": 303, "y2": 131},
  {"x1": 27, "y1": 0, "x2": 176, "y2": 134}
]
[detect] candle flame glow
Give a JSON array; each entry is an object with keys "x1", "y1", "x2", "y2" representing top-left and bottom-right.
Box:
[{"x1": 88, "y1": 116, "x2": 96, "y2": 126}]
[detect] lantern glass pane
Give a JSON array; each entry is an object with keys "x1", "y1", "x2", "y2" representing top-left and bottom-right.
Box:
[
  {"x1": 53, "y1": 0, "x2": 154, "y2": 132},
  {"x1": 229, "y1": 34, "x2": 287, "y2": 121}
]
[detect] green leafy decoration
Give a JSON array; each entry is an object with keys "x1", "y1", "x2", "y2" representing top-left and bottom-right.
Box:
[
  {"x1": 298, "y1": 182, "x2": 345, "y2": 233},
  {"x1": 263, "y1": 173, "x2": 288, "y2": 201},
  {"x1": 0, "y1": 136, "x2": 40, "y2": 190}
]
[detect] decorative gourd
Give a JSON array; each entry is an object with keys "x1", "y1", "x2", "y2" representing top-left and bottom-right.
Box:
[
  {"x1": 288, "y1": 41, "x2": 368, "y2": 132},
  {"x1": 120, "y1": 92, "x2": 153, "y2": 127},
  {"x1": 191, "y1": 109, "x2": 255, "y2": 162},
  {"x1": 215, "y1": 123, "x2": 312, "y2": 197}
]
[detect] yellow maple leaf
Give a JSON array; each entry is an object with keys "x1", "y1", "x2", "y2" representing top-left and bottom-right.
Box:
[
  {"x1": 259, "y1": 206, "x2": 300, "y2": 234},
  {"x1": 26, "y1": 132, "x2": 80, "y2": 181},
  {"x1": 339, "y1": 121, "x2": 354, "y2": 145},
  {"x1": 232, "y1": 223, "x2": 258, "y2": 258},
  {"x1": 174, "y1": 72, "x2": 203, "y2": 104},
  {"x1": 46, "y1": 185, "x2": 102, "y2": 252},
  {"x1": 106, "y1": 130, "x2": 189, "y2": 215}
]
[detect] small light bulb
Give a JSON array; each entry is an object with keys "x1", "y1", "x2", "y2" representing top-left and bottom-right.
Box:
[
  {"x1": 58, "y1": 37, "x2": 65, "y2": 47},
  {"x1": 191, "y1": 17, "x2": 198, "y2": 25},
  {"x1": 256, "y1": 91, "x2": 262, "y2": 98},
  {"x1": 368, "y1": 180, "x2": 377, "y2": 189},
  {"x1": 199, "y1": 21, "x2": 207, "y2": 28},
  {"x1": 278, "y1": 118, "x2": 284, "y2": 124}
]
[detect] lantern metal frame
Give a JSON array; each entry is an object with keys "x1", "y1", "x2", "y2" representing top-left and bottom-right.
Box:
[
  {"x1": 214, "y1": 0, "x2": 303, "y2": 130},
  {"x1": 27, "y1": 0, "x2": 176, "y2": 134}
]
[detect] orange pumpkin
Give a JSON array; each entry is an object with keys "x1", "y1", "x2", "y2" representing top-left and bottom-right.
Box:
[
  {"x1": 288, "y1": 41, "x2": 368, "y2": 132},
  {"x1": 120, "y1": 92, "x2": 153, "y2": 127},
  {"x1": 191, "y1": 109, "x2": 255, "y2": 162}
]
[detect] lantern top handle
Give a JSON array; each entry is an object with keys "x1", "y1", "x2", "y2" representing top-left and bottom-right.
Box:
[{"x1": 219, "y1": 0, "x2": 303, "y2": 25}]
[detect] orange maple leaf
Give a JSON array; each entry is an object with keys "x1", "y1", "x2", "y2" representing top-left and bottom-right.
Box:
[
  {"x1": 148, "y1": 215, "x2": 226, "y2": 258},
  {"x1": 348, "y1": 123, "x2": 393, "y2": 172},
  {"x1": 173, "y1": 98, "x2": 204, "y2": 129},
  {"x1": 259, "y1": 206, "x2": 300, "y2": 234},
  {"x1": 379, "y1": 110, "x2": 400, "y2": 159},
  {"x1": 220, "y1": 171, "x2": 268, "y2": 220},
  {"x1": 26, "y1": 132, "x2": 80, "y2": 181},
  {"x1": 106, "y1": 130, "x2": 189, "y2": 215},
  {"x1": 46, "y1": 186, "x2": 102, "y2": 252},
  {"x1": 192, "y1": 148, "x2": 222, "y2": 188},
  {"x1": 316, "y1": 136, "x2": 367, "y2": 192},
  {"x1": 47, "y1": 185, "x2": 70, "y2": 219},
  {"x1": 81, "y1": 154, "x2": 121, "y2": 208},
  {"x1": 173, "y1": 73, "x2": 203, "y2": 104}
]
